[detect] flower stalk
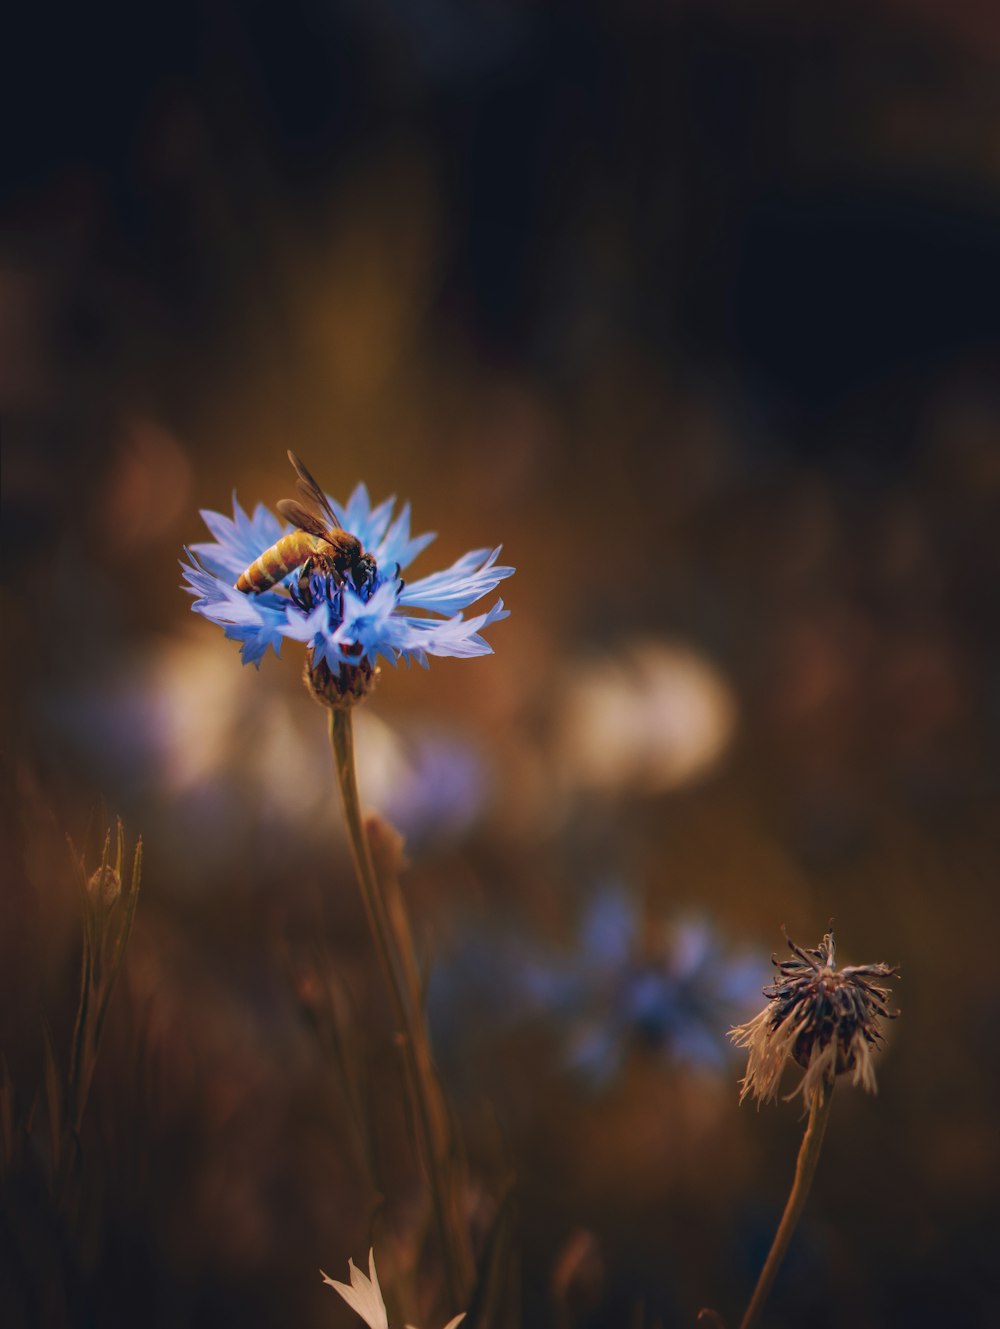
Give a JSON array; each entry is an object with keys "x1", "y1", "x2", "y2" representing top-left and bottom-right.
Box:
[
  {"x1": 738, "y1": 1085, "x2": 835, "y2": 1329},
  {"x1": 183, "y1": 457, "x2": 512, "y2": 1310},
  {"x1": 329, "y1": 708, "x2": 474, "y2": 1311},
  {"x1": 68, "y1": 820, "x2": 142, "y2": 1141},
  {"x1": 31, "y1": 817, "x2": 145, "y2": 1201},
  {"x1": 728, "y1": 931, "x2": 899, "y2": 1328}
]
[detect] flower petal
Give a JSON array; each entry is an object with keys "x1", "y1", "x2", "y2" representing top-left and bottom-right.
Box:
[
  {"x1": 190, "y1": 498, "x2": 287, "y2": 579},
  {"x1": 399, "y1": 547, "x2": 515, "y2": 615},
  {"x1": 373, "y1": 500, "x2": 437, "y2": 572},
  {"x1": 321, "y1": 1250, "x2": 389, "y2": 1329}
]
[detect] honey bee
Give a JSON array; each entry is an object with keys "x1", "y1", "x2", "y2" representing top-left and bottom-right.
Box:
[{"x1": 235, "y1": 451, "x2": 376, "y2": 594}]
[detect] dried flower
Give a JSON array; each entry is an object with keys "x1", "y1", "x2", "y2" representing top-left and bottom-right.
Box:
[
  {"x1": 322, "y1": 1249, "x2": 466, "y2": 1329},
  {"x1": 730, "y1": 930, "x2": 898, "y2": 1107}
]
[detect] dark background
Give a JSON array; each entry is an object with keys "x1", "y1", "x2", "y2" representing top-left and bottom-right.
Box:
[{"x1": 2, "y1": 2, "x2": 999, "y2": 1327}]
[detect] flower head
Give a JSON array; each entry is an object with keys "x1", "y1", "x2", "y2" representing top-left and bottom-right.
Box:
[
  {"x1": 429, "y1": 886, "x2": 764, "y2": 1092},
  {"x1": 538, "y1": 891, "x2": 765, "y2": 1088},
  {"x1": 321, "y1": 1249, "x2": 465, "y2": 1329},
  {"x1": 730, "y1": 930, "x2": 899, "y2": 1107},
  {"x1": 182, "y1": 472, "x2": 514, "y2": 705}
]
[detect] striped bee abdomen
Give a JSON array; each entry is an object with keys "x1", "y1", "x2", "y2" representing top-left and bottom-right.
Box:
[{"x1": 235, "y1": 531, "x2": 328, "y2": 593}]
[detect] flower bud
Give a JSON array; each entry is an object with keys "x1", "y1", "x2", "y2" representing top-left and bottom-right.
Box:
[
  {"x1": 304, "y1": 649, "x2": 377, "y2": 709},
  {"x1": 87, "y1": 864, "x2": 122, "y2": 908}
]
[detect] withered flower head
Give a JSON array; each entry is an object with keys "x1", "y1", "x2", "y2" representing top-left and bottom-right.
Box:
[{"x1": 730, "y1": 931, "x2": 898, "y2": 1107}]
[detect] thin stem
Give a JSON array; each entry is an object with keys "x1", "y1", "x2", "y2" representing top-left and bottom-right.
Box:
[
  {"x1": 328, "y1": 707, "x2": 473, "y2": 1311},
  {"x1": 739, "y1": 1085, "x2": 835, "y2": 1329}
]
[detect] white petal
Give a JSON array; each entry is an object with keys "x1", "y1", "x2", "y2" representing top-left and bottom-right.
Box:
[
  {"x1": 403, "y1": 1319, "x2": 466, "y2": 1329},
  {"x1": 321, "y1": 1250, "x2": 389, "y2": 1329}
]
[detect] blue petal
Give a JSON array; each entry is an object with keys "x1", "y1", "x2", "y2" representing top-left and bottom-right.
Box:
[
  {"x1": 357, "y1": 493, "x2": 397, "y2": 549},
  {"x1": 671, "y1": 920, "x2": 715, "y2": 980},
  {"x1": 400, "y1": 547, "x2": 515, "y2": 615},
  {"x1": 580, "y1": 885, "x2": 638, "y2": 971},
  {"x1": 337, "y1": 483, "x2": 373, "y2": 539},
  {"x1": 190, "y1": 498, "x2": 287, "y2": 580},
  {"x1": 373, "y1": 501, "x2": 437, "y2": 572},
  {"x1": 403, "y1": 599, "x2": 510, "y2": 660},
  {"x1": 225, "y1": 622, "x2": 285, "y2": 668}
]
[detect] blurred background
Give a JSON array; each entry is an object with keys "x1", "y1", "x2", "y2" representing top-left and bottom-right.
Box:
[{"x1": 2, "y1": 2, "x2": 999, "y2": 1326}]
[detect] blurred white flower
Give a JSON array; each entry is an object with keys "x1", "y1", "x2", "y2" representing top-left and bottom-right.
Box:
[
  {"x1": 322, "y1": 1249, "x2": 466, "y2": 1329},
  {"x1": 557, "y1": 639, "x2": 737, "y2": 794},
  {"x1": 47, "y1": 633, "x2": 493, "y2": 872}
]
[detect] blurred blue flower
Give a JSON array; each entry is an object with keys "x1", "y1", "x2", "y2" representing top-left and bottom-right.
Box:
[
  {"x1": 181, "y1": 484, "x2": 514, "y2": 669},
  {"x1": 431, "y1": 886, "x2": 764, "y2": 1092},
  {"x1": 545, "y1": 888, "x2": 764, "y2": 1087},
  {"x1": 368, "y1": 728, "x2": 492, "y2": 851}
]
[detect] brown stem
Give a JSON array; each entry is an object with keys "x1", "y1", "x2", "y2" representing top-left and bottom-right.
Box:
[
  {"x1": 739, "y1": 1086, "x2": 835, "y2": 1329},
  {"x1": 328, "y1": 708, "x2": 473, "y2": 1311}
]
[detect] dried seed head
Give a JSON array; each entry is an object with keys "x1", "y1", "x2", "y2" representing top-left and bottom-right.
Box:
[{"x1": 730, "y1": 931, "x2": 899, "y2": 1107}]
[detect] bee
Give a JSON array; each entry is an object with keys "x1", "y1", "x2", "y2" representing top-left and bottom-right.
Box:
[{"x1": 235, "y1": 451, "x2": 376, "y2": 594}]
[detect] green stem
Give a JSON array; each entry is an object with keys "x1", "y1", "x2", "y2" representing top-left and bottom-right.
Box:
[
  {"x1": 328, "y1": 707, "x2": 472, "y2": 1311},
  {"x1": 739, "y1": 1086, "x2": 835, "y2": 1329}
]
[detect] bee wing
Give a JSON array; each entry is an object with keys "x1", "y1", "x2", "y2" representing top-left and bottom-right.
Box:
[
  {"x1": 287, "y1": 450, "x2": 342, "y2": 530},
  {"x1": 276, "y1": 499, "x2": 330, "y2": 539}
]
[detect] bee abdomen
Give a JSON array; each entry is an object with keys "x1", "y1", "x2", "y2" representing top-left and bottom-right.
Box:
[{"x1": 236, "y1": 532, "x2": 327, "y2": 593}]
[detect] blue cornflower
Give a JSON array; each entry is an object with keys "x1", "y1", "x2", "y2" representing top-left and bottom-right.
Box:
[
  {"x1": 181, "y1": 478, "x2": 514, "y2": 701},
  {"x1": 427, "y1": 886, "x2": 766, "y2": 1094},
  {"x1": 518, "y1": 886, "x2": 765, "y2": 1089}
]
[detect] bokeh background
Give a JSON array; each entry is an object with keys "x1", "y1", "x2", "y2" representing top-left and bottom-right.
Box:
[{"x1": 3, "y1": 2, "x2": 999, "y2": 1327}]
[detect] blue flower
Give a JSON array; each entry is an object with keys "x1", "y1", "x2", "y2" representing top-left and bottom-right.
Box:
[
  {"x1": 495, "y1": 886, "x2": 764, "y2": 1089},
  {"x1": 427, "y1": 885, "x2": 767, "y2": 1094},
  {"x1": 550, "y1": 890, "x2": 765, "y2": 1087},
  {"x1": 181, "y1": 483, "x2": 514, "y2": 673}
]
